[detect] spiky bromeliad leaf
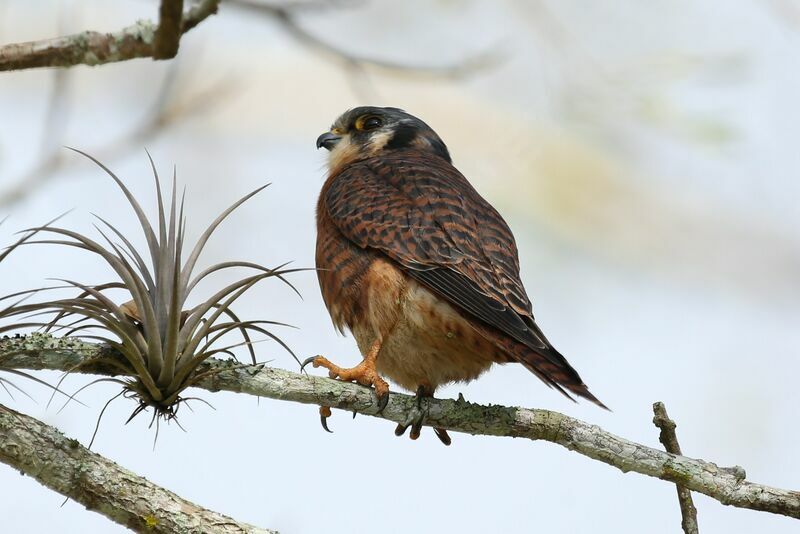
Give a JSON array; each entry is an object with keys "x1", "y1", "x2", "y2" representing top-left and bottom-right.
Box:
[
  {"x1": 0, "y1": 216, "x2": 76, "y2": 399},
  {"x1": 10, "y1": 150, "x2": 300, "y2": 422}
]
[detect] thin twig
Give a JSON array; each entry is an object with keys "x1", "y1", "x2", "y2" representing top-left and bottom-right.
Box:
[
  {"x1": 653, "y1": 401, "x2": 700, "y2": 534},
  {"x1": 1, "y1": 333, "x2": 799, "y2": 521},
  {"x1": 0, "y1": 0, "x2": 220, "y2": 71},
  {"x1": 0, "y1": 401, "x2": 275, "y2": 534}
]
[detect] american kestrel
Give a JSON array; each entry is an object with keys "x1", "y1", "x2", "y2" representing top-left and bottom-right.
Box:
[{"x1": 306, "y1": 107, "x2": 605, "y2": 444}]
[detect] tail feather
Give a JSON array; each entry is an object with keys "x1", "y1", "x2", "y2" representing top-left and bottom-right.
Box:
[
  {"x1": 475, "y1": 318, "x2": 608, "y2": 409},
  {"x1": 522, "y1": 345, "x2": 609, "y2": 410}
]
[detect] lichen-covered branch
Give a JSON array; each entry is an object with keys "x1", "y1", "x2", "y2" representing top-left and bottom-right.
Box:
[
  {"x1": 0, "y1": 400, "x2": 275, "y2": 534},
  {"x1": 653, "y1": 401, "x2": 700, "y2": 534},
  {"x1": 2, "y1": 333, "x2": 800, "y2": 521},
  {"x1": 0, "y1": 0, "x2": 220, "y2": 71}
]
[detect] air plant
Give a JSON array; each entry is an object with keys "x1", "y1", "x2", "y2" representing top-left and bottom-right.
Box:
[{"x1": 11, "y1": 150, "x2": 300, "y2": 424}]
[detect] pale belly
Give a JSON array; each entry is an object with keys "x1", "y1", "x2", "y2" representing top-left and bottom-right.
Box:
[{"x1": 350, "y1": 266, "x2": 502, "y2": 392}]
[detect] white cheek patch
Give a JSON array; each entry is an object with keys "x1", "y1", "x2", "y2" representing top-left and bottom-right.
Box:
[
  {"x1": 328, "y1": 136, "x2": 358, "y2": 173},
  {"x1": 368, "y1": 131, "x2": 393, "y2": 154}
]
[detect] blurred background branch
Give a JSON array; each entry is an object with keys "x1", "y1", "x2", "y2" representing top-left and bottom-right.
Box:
[
  {"x1": 0, "y1": 0, "x2": 499, "y2": 209},
  {"x1": 153, "y1": 0, "x2": 185, "y2": 60},
  {"x1": 228, "y1": 0, "x2": 502, "y2": 79},
  {"x1": 0, "y1": 57, "x2": 235, "y2": 209},
  {"x1": 2, "y1": 333, "x2": 799, "y2": 523}
]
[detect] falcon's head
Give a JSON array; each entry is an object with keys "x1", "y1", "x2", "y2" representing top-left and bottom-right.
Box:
[{"x1": 316, "y1": 107, "x2": 451, "y2": 173}]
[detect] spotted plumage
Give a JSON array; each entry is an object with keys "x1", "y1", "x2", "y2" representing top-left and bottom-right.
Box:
[{"x1": 312, "y1": 106, "x2": 605, "y2": 442}]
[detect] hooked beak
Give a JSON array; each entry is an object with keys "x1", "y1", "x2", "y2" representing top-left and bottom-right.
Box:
[{"x1": 316, "y1": 132, "x2": 342, "y2": 151}]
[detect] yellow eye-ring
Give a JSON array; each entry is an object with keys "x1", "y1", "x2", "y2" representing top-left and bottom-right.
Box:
[{"x1": 356, "y1": 115, "x2": 383, "y2": 131}]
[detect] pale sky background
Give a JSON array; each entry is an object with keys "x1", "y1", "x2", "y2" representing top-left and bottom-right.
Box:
[{"x1": 1, "y1": 1, "x2": 799, "y2": 533}]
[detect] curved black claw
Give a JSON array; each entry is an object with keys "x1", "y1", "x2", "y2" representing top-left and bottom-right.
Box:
[
  {"x1": 300, "y1": 356, "x2": 318, "y2": 373},
  {"x1": 409, "y1": 419, "x2": 423, "y2": 440},
  {"x1": 376, "y1": 390, "x2": 390, "y2": 414},
  {"x1": 434, "y1": 427, "x2": 452, "y2": 446},
  {"x1": 319, "y1": 406, "x2": 333, "y2": 433},
  {"x1": 320, "y1": 415, "x2": 333, "y2": 433},
  {"x1": 394, "y1": 422, "x2": 409, "y2": 437}
]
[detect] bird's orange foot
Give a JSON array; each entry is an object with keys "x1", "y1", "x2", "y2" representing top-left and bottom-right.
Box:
[
  {"x1": 302, "y1": 355, "x2": 390, "y2": 409},
  {"x1": 302, "y1": 355, "x2": 391, "y2": 433},
  {"x1": 394, "y1": 385, "x2": 451, "y2": 446}
]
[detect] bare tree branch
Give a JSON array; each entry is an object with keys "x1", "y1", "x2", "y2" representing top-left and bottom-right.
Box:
[
  {"x1": 0, "y1": 0, "x2": 220, "y2": 71},
  {"x1": 653, "y1": 401, "x2": 700, "y2": 534},
  {"x1": 1, "y1": 333, "x2": 799, "y2": 522},
  {"x1": 0, "y1": 401, "x2": 275, "y2": 534}
]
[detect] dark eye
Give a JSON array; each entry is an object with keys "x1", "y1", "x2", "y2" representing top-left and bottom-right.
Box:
[{"x1": 361, "y1": 116, "x2": 383, "y2": 130}]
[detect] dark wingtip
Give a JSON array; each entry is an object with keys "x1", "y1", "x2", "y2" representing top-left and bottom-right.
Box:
[
  {"x1": 572, "y1": 385, "x2": 611, "y2": 411},
  {"x1": 550, "y1": 370, "x2": 610, "y2": 411},
  {"x1": 549, "y1": 376, "x2": 610, "y2": 411},
  {"x1": 540, "y1": 345, "x2": 610, "y2": 410},
  {"x1": 519, "y1": 349, "x2": 610, "y2": 410}
]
